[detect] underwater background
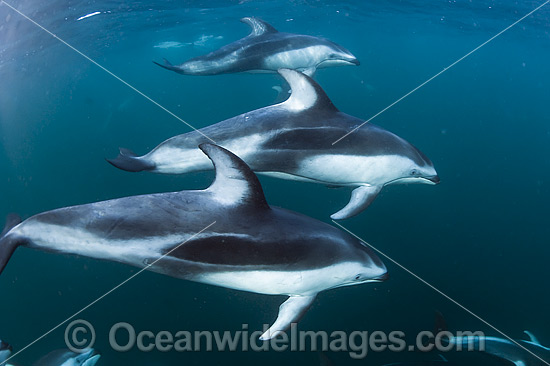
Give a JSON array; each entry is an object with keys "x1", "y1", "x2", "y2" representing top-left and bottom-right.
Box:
[{"x1": 1, "y1": 0, "x2": 549, "y2": 365}]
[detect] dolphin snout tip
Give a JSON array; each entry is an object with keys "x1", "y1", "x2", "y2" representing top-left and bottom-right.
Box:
[
  {"x1": 429, "y1": 175, "x2": 441, "y2": 184},
  {"x1": 350, "y1": 58, "x2": 360, "y2": 66},
  {"x1": 374, "y1": 272, "x2": 389, "y2": 282}
]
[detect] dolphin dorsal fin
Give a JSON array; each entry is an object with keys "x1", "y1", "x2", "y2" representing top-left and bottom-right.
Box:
[
  {"x1": 240, "y1": 17, "x2": 278, "y2": 36},
  {"x1": 278, "y1": 69, "x2": 339, "y2": 112},
  {"x1": 199, "y1": 144, "x2": 270, "y2": 209}
]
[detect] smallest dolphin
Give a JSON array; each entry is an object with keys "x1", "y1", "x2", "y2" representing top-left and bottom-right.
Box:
[
  {"x1": 436, "y1": 313, "x2": 550, "y2": 366},
  {"x1": 154, "y1": 17, "x2": 359, "y2": 76}
]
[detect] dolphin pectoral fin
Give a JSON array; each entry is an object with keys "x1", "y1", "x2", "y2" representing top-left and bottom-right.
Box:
[
  {"x1": 524, "y1": 330, "x2": 542, "y2": 345},
  {"x1": 330, "y1": 186, "x2": 382, "y2": 220},
  {"x1": 107, "y1": 148, "x2": 155, "y2": 173},
  {"x1": 0, "y1": 214, "x2": 22, "y2": 275},
  {"x1": 259, "y1": 295, "x2": 316, "y2": 341}
]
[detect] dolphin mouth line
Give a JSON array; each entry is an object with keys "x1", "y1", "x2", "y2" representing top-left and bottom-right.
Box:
[
  {"x1": 426, "y1": 175, "x2": 441, "y2": 184},
  {"x1": 314, "y1": 57, "x2": 360, "y2": 69},
  {"x1": 370, "y1": 272, "x2": 389, "y2": 282}
]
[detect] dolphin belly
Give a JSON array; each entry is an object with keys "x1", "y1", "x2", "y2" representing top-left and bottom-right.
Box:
[{"x1": 196, "y1": 261, "x2": 369, "y2": 296}]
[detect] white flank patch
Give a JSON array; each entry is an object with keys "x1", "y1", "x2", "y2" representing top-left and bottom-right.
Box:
[
  {"x1": 149, "y1": 146, "x2": 211, "y2": 174},
  {"x1": 77, "y1": 11, "x2": 101, "y2": 21},
  {"x1": 222, "y1": 133, "x2": 266, "y2": 159},
  {"x1": 198, "y1": 262, "x2": 373, "y2": 296},
  {"x1": 297, "y1": 154, "x2": 415, "y2": 186},
  {"x1": 264, "y1": 45, "x2": 333, "y2": 71},
  {"x1": 17, "y1": 222, "x2": 185, "y2": 265}
]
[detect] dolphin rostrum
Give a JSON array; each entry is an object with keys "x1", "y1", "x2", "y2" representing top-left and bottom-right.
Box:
[
  {"x1": 108, "y1": 69, "x2": 439, "y2": 219},
  {"x1": 1, "y1": 144, "x2": 388, "y2": 340},
  {"x1": 154, "y1": 17, "x2": 359, "y2": 76}
]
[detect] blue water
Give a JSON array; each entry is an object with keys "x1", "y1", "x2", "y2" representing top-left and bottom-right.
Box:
[{"x1": 1, "y1": 1, "x2": 550, "y2": 365}]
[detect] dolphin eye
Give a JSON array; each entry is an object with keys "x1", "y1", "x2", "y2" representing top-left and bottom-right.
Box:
[
  {"x1": 355, "y1": 274, "x2": 361, "y2": 280},
  {"x1": 410, "y1": 169, "x2": 419, "y2": 176}
]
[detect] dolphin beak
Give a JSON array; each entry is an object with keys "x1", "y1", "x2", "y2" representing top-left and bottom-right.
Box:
[
  {"x1": 349, "y1": 58, "x2": 360, "y2": 66},
  {"x1": 373, "y1": 272, "x2": 389, "y2": 282},
  {"x1": 428, "y1": 175, "x2": 441, "y2": 184},
  {"x1": 83, "y1": 354, "x2": 101, "y2": 366}
]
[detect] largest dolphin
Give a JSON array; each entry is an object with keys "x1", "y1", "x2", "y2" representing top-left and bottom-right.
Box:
[
  {"x1": 0, "y1": 144, "x2": 387, "y2": 340},
  {"x1": 108, "y1": 69, "x2": 439, "y2": 219},
  {"x1": 154, "y1": 17, "x2": 359, "y2": 76}
]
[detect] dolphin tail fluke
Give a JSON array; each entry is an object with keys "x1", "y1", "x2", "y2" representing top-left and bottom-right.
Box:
[
  {"x1": 106, "y1": 148, "x2": 155, "y2": 172},
  {"x1": 153, "y1": 58, "x2": 183, "y2": 74},
  {"x1": 0, "y1": 214, "x2": 22, "y2": 275},
  {"x1": 259, "y1": 295, "x2": 316, "y2": 341},
  {"x1": 330, "y1": 185, "x2": 382, "y2": 220}
]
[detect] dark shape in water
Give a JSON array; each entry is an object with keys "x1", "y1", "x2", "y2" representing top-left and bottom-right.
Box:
[
  {"x1": 435, "y1": 312, "x2": 550, "y2": 366},
  {"x1": 0, "y1": 339, "x2": 13, "y2": 365},
  {"x1": 0, "y1": 144, "x2": 388, "y2": 340},
  {"x1": 153, "y1": 17, "x2": 359, "y2": 76},
  {"x1": 108, "y1": 69, "x2": 439, "y2": 220}
]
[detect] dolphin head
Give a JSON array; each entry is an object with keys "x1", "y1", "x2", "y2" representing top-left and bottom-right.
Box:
[
  {"x1": 71, "y1": 348, "x2": 100, "y2": 366},
  {"x1": 382, "y1": 138, "x2": 439, "y2": 186},
  {"x1": 54, "y1": 348, "x2": 100, "y2": 366},
  {"x1": 0, "y1": 340, "x2": 13, "y2": 364},
  {"x1": 316, "y1": 40, "x2": 360, "y2": 68},
  {"x1": 329, "y1": 236, "x2": 388, "y2": 290}
]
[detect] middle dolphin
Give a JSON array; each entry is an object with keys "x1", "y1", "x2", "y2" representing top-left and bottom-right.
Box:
[
  {"x1": 0, "y1": 144, "x2": 388, "y2": 340},
  {"x1": 108, "y1": 69, "x2": 439, "y2": 219}
]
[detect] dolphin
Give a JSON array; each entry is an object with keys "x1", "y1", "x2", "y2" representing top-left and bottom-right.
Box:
[
  {"x1": 0, "y1": 340, "x2": 13, "y2": 365},
  {"x1": 435, "y1": 313, "x2": 550, "y2": 366},
  {"x1": 33, "y1": 348, "x2": 100, "y2": 366},
  {"x1": 108, "y1": 69, "x2": 439, "y2": 220},
  {"x1": 153, "y1": 17, "x2": 359, "y2": 76},
  {"x1": 0, "y1": 144, "x2": 388, "y2": 340},
  {"x1": 444, "y1": 332, "x2": 550, "y2": 366}
]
